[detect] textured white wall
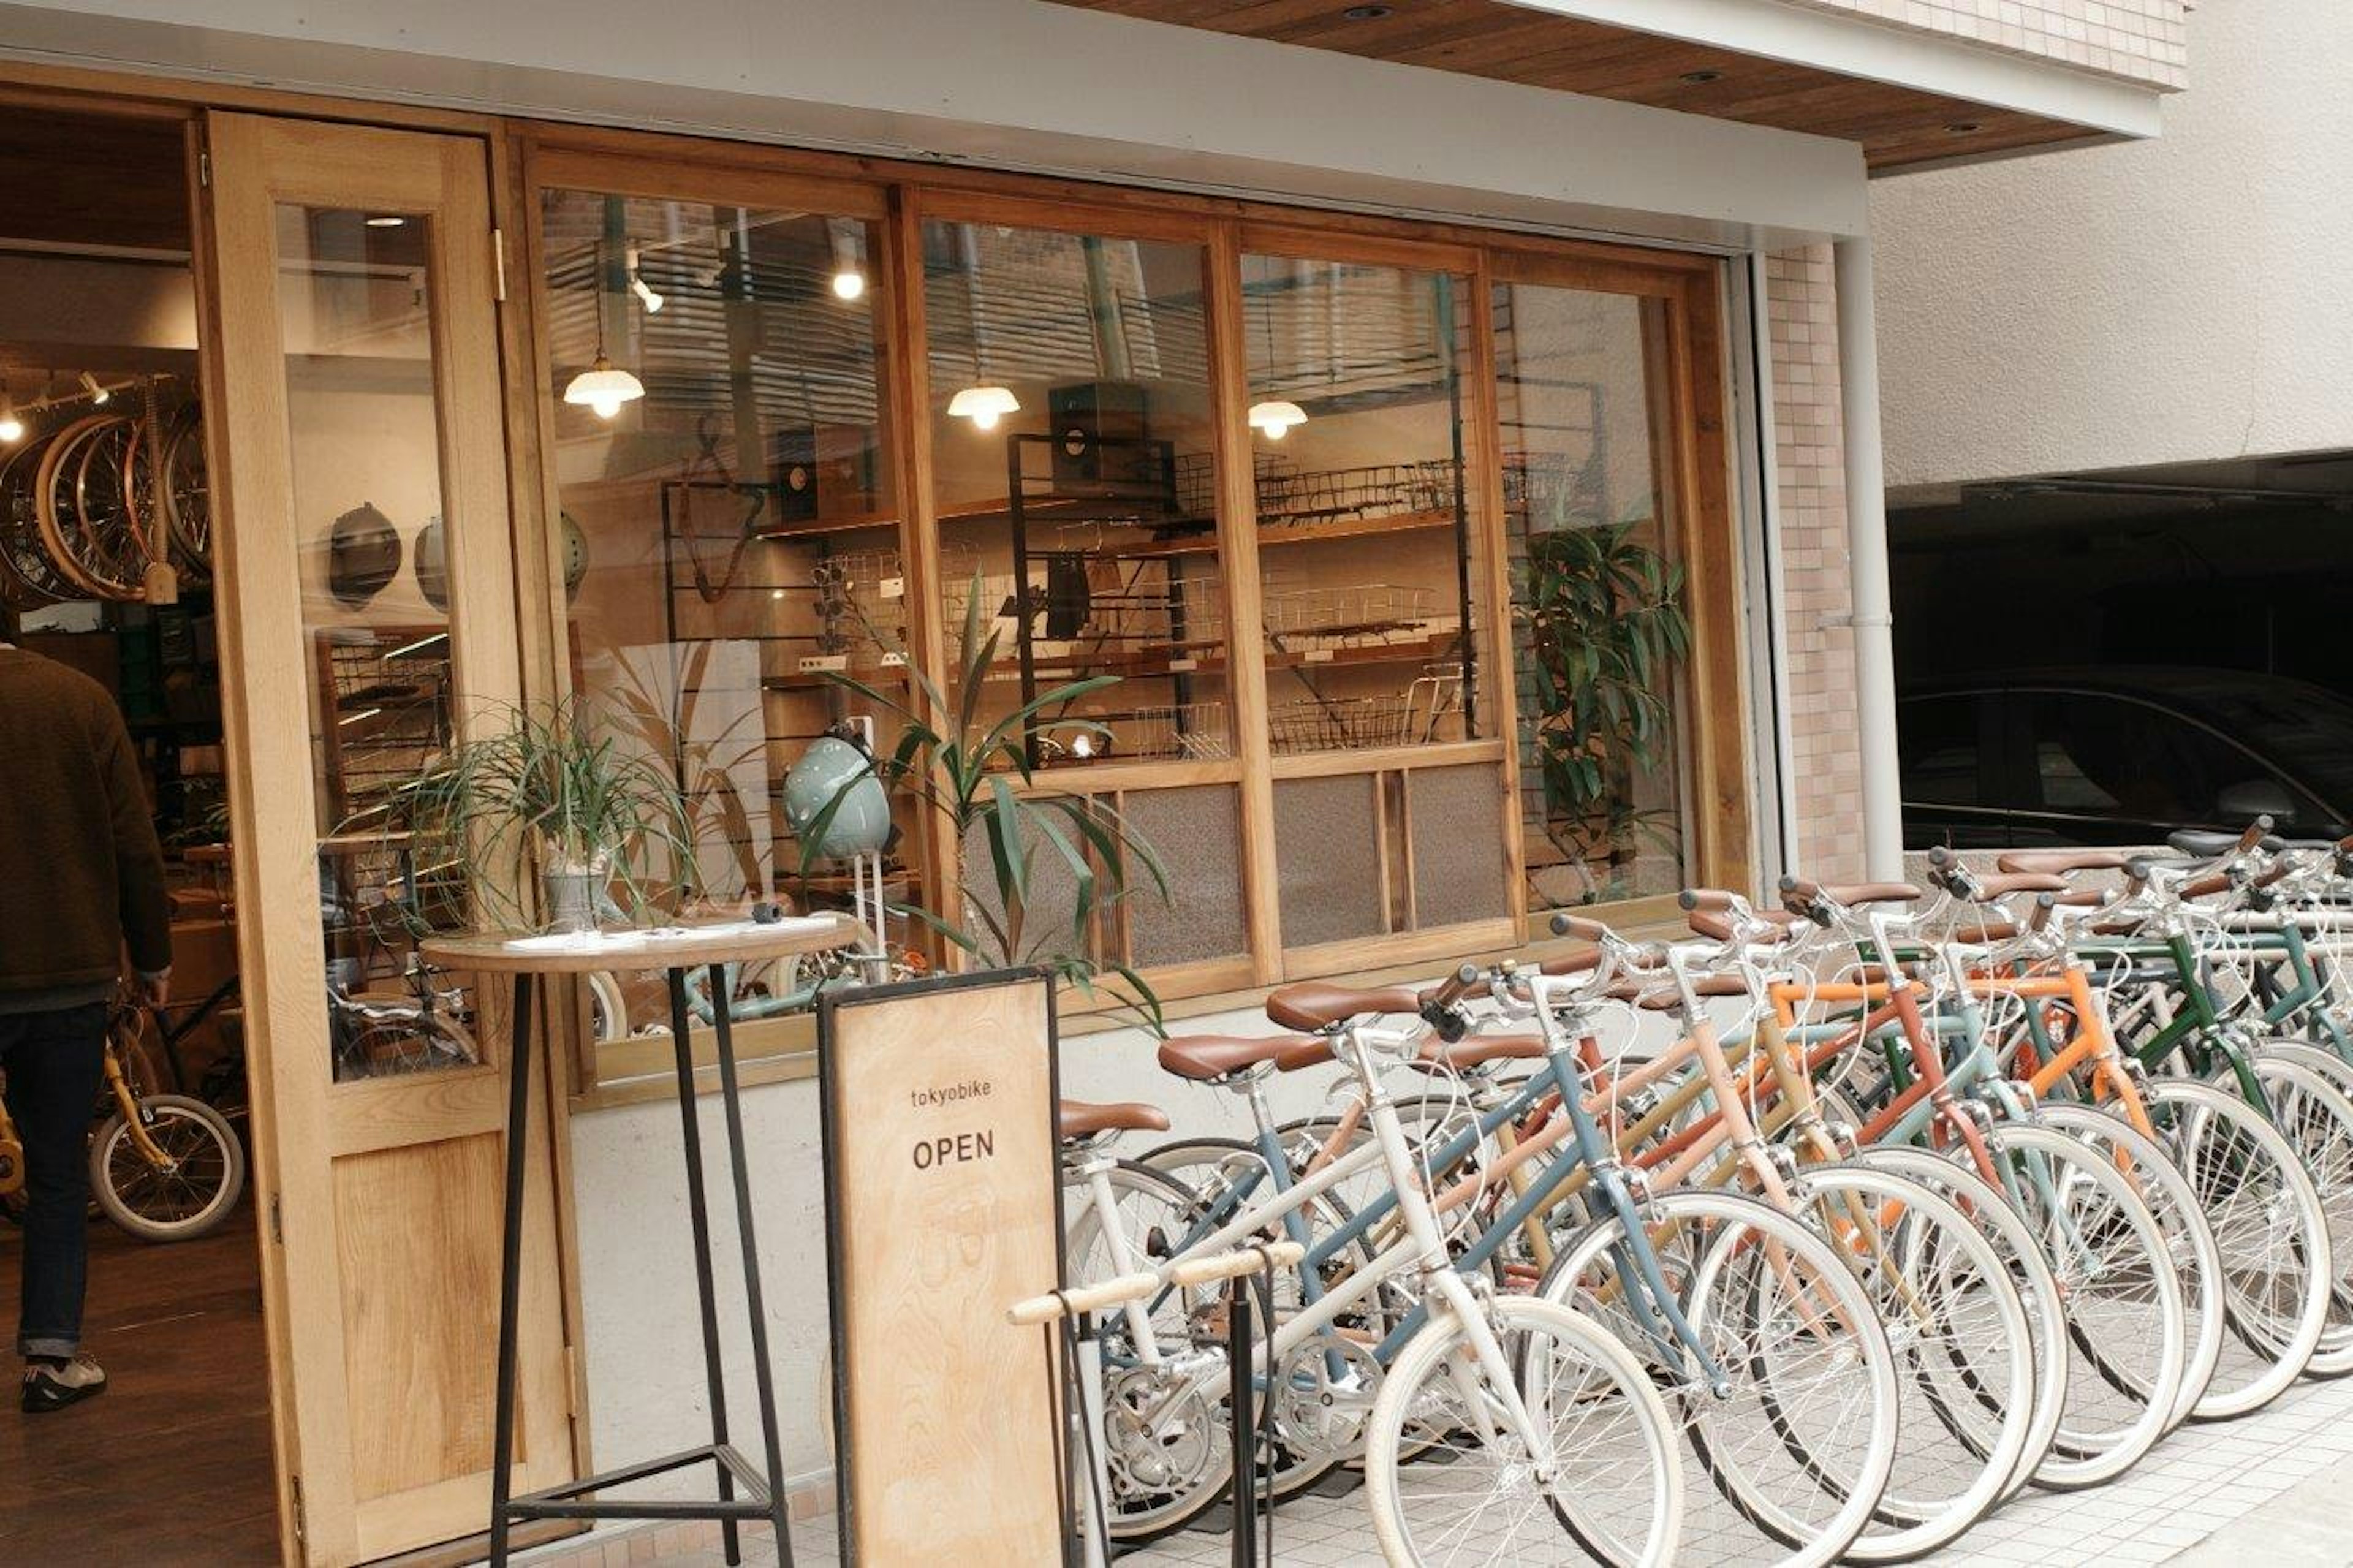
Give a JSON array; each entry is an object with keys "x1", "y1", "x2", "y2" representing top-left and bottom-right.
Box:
[{"x1": 1868, "y1": 0, "x2": 2353, "y2": 489}]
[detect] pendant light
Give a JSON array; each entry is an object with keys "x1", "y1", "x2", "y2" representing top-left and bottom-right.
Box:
[
  {"x1": 562, "y1": 243, "x2": 645, "y2": 421},
  {"x1": 1247, "y1": 399, "x2": 1307, "y2": 441},
  {"x1": 1245, "y1": 293, "x2": 1308, "y2": 442},
  {"x1": 947, "y1": 225, "x2": 1018, "y2": 431}
]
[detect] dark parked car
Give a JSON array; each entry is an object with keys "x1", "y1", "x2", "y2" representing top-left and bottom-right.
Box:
[{"x1": 1900, "y1": 668, "x2": 2353, "y2": 849}]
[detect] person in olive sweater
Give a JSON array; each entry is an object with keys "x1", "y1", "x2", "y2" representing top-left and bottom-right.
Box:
[{"x1": 0, "y1": 608, "x2": 172, "y2": 1413}]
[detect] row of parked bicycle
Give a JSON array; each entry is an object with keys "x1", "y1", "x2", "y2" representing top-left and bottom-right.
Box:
[{"x1": 1050, "y1": 816, "x2": 2353, "y2": 1565}]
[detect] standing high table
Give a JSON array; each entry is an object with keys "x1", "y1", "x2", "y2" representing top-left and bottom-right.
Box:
[{"x1": 422, "y1": 915, "x2": 863, "y2": 1567}]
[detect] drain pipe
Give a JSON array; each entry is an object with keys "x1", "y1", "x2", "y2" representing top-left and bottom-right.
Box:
[{"x1": 1833, "y1": 235, "x2": 1903, "y2": 880}]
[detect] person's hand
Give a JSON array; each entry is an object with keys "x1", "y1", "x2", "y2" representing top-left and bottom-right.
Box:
[{"x1": 140, "y1": 969, "x2": 172, "y2": 1010}]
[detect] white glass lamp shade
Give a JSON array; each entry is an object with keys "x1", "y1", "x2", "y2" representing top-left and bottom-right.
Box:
[
  {"x1": 562, "y1": 354, "x2": 645, "y2": 420},
  {"x1": 1248, "y1": 399, "x2": 1308, "y2": 440},
  {"x1": 947, "y1": 384, "x2": 1020, "y2": 431}
]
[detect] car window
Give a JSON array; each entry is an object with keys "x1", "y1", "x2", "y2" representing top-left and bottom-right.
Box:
[
  {"x1": 2026, "y1": 693, "x2": 2327, "y2": 827},
  {"x1": 1899, "y1": 696, "x2": 1982, "y2": 805}
]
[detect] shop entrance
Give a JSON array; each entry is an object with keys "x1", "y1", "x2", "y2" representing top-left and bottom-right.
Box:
[{"x1": 3, "y1": 99, "x2": 577, "y2": 1566}]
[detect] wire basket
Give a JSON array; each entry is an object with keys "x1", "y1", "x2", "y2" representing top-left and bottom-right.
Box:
[
  {"x1": 1262, "y1": 583, "x2": 1434, "y2": 639},
  {"x1": 1039, "y1": 700, "x2": 1230, "y2": 765},
  {"x1": 1267, "y1": 666, "x2": 1464, "y2": 754}
]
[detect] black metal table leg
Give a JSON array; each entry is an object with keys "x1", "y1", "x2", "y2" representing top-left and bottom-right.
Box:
[
  {"x1": 669, "y1": 968, "x2": 741, "y2": 1564},
  {"x1": 489, "y1": 971, "x2": 536, "y2": 1568},
  {"x1": 708, "y1": 963, "x2": 796, "y2": 1566}
]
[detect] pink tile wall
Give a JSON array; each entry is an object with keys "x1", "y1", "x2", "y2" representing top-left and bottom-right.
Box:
[
  {"x1": 1775, "y1": 0, "x2": 2189, "y2": 88},
  {"x1": 1766, "y1": 246, "x2": 1868, "y2": 887}
]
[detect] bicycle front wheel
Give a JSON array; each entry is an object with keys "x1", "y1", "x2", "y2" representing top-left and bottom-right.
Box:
[
  {"x1": 91, "y1": 1094, "x2": 247, "y2": 1243},
  {"x1": 1365, "y1": 1294, "x2": 1683, "y2": 1568},
  {"x1": 1539, "y1": 1187, "x2": 1901, "y2": 1568},
  {"x1": 1788, "y1": 1164, "x2": 2037, "y2": 1563}
]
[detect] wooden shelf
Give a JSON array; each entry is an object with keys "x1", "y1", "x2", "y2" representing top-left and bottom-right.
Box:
[{"x1": 1118, "y1": 507, "x2": 1458, "y2": 558}]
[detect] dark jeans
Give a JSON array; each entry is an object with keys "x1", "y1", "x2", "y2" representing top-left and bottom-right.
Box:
[{"x1": 0, "y1": 1003, "x2": 106, "y2": 1360}]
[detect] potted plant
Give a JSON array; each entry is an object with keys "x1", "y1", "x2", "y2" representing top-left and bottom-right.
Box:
[
  {"x1": 796, "y1": 575, "x2": 1171, "y2": 1029},
  {"x1": 1516, "y1": 509, "x2": 1692, "y2": 903},
  {"x1": 383, "y1": 697, "x2": 690, "y2": 934}
]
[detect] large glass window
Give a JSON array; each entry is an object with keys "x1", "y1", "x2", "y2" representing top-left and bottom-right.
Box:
[
  {"x1": 1241, "y1": 254, "x2": 1486, "y2": 756},
  {"x1": 540, "y1": 188, "x2": 913, "y2": 1023},
  {"x1": 1492, "y1": 278, "x2": 1692, "y2": 909},
  {"x1": 922, "y1": 221, "x2": 1226, "y2": 769}
]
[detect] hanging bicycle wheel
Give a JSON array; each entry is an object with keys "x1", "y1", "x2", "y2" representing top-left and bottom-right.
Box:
[
  {"x1": 158, "y1": 402, "x2": 211, "y2": 577},
  {"x1": 36, "y1": 412, "x2": 151, "y2": 600},
  {"x1": 1, "y1": 436, "x2": 77, "y2": 604}
]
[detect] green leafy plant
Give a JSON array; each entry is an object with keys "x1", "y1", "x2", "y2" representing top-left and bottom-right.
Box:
[
  {"x1": 377, "y1": 697, "x2": 691, "y2": 931},
  {"x1": 800, "y1": 575, "x2": 1171, "y2": 1031},
  {"x1": 601, "y1": 641, "x2": 768, "y2": 900},
  {"x1": 1517, "y1": 515, "x2": 1692, "y2": 901}
]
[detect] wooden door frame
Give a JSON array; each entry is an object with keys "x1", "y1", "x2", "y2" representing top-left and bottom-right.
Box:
[{"x1": 198, "y1": 110, "x2": 577, "y2": 1565}]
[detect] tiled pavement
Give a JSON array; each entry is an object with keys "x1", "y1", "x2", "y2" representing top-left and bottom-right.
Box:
[{"x1": 542, "y1": 1368, "x2": 2353, "y2": 1567}]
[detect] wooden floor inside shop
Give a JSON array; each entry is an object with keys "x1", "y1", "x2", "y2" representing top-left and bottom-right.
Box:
[{"x1": 0, "y1": 1206, "x2": 276, "y2": 1565}]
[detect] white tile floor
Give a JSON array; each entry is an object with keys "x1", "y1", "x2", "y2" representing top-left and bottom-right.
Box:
[{"x1": 610, "y1": 1369, "x2": 2353, "y2": 1566}]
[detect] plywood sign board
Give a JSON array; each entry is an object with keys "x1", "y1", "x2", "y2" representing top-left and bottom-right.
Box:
[{"x1": 817, "y1": 970, "x2": 1067, "y2": 1566}]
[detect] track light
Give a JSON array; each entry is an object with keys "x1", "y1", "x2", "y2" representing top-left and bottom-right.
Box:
[
  {"x1": 626, "y1": 244, "x2": 664, "y2": 314},
  {"x1": 80, "y1": 372, "x2": 110, "y2": 406}
]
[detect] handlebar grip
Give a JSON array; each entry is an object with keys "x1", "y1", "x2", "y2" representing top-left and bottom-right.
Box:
[
  {"x1": 1426, "y1": 963, "x2": 1480, "y2": 1010},
  {"x1": 2182, "y1": 870, "x2": 2232, "y2": 899},
  {"x1": 1926, "y1": 844, "x2": 1955, "y2": 868},
  {"x1": 2237, "y1": 814, "x2": 2276, "y2": 852},
  {"x1": 1169, "y1": 1241, "x2": 1308, "y2": 1289},
  {"x1": 1678, "y1": 889, "x2": 1735, "y2": 913},
  {"x1": 1549, "y1": 912, "x2": 1611, "y2": 943},
  {"x1": 2028, "y1": 890, "x2": 2057, "y2": 933},
  {"x1": 1007, "y1": 1271, "x2": 1160, "y2": 1325}
]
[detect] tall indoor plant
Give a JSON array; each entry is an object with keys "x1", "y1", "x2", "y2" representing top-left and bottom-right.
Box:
[
  {"x1": 1517, "y1": 512, "x2": 1692, "y2": 901},
  {"x1": 383, "y1": 697, "x2": 690, "y2": 933},
  {"x1": 799, "y1": 576, "x2": 1170, "y2": 1029}
]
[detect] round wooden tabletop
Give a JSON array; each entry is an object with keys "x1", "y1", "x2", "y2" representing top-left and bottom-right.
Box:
[{"x1": 420, "y1": 912, "x2": 866, "y2": 975}]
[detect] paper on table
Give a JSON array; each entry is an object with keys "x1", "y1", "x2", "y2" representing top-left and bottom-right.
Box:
[{"x1": 501, "y1": 930, "x2": 653, "y2": 954}]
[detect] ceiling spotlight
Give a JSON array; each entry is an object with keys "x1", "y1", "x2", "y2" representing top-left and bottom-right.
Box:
[
  {"x1": 1680, "y1": 69, "x2": 1724, "y2": 85},
  {"x1": 1946, "y1": 121, "x2": 1984, "y2": 135},
  {"x1": 0, "y1": 399, "x2": 21, "y2": 444},
  {"x1": 947, "y1": 384, "x2": 1020, "y2": 431},
  {"x1": 828, "y1": 219, "x2": 867, "y2": 302},
  {"x1": 563, "y1": 354, "x2": 645, "y2": 420},
  {"x1": 79, "y1": 372, "x2": 110, "y2": 405},
  {"x1": 365, "y1": 214, "x2": 407, "y2": 229},
  {"x1": 1248, "y1": 399, "x2": 1308, "y2": 441},
  {"x1": 1343, "y1": 4, "x2": 1392, "y2": 18}
]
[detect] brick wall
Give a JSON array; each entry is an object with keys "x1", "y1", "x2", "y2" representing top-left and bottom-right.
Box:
[
  {"x1": 1765, "y1": 246, "x2": 1868, "y2": 886},
  {"x1": 1778, "y1": 0, "x2": 2189, "y2": 89}
]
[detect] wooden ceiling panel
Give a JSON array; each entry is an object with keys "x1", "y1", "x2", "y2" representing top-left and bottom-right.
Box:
[
  {"x1": 1050, "y1": 0, "x2": 2099, "y2": 170},
  {"x1": 0, "y1": 110, "x2": 192, "y2": 254}
]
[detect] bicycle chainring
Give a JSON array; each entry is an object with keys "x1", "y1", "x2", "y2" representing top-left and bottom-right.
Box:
[
  {"x1": 1100, "y1": 1363, "x2": 1223, "y2": 1506},
  {"x1": 1271, "y1": 1333, "x2": 1383, "y2": 1458}
]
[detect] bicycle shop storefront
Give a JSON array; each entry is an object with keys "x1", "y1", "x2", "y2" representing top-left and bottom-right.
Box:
[{"x1": 0, "y1": 44, "x2": 1787, "y2": 1567}]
